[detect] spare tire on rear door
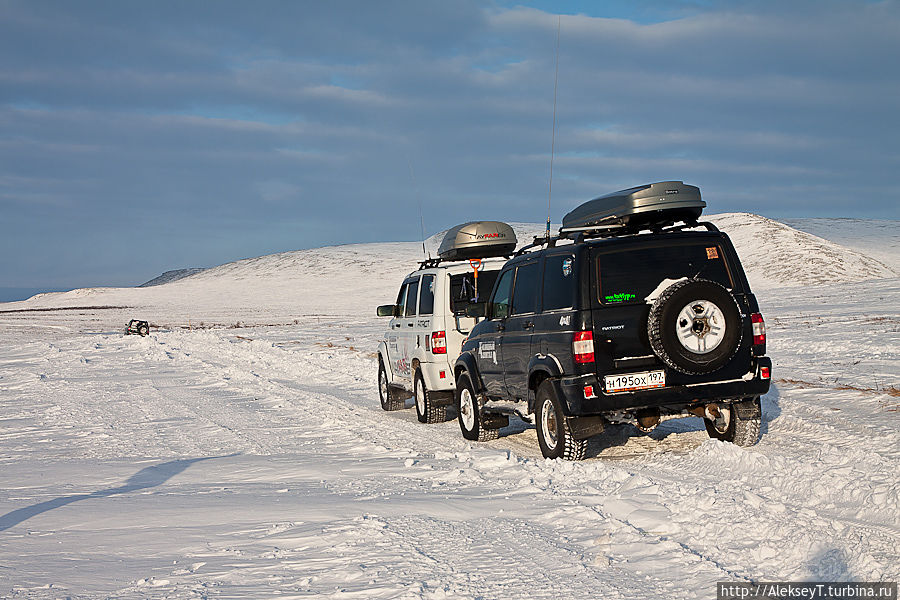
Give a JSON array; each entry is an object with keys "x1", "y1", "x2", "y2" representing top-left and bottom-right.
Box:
[{"x1": 647, "y1": 279, "x2": 742, "y2": 375}]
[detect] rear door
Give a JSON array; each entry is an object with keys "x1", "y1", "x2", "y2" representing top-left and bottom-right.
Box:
[
  {"x1": 591, "y1": 237, "x2": 745, "y2": 382},
  {"x1": 531, "y1": 252, "x2": 579, "y2": 375},
  {"x1": 500, "y1": 260, "x2": 541, "y2": 400},
  {"x1": 476, "y1": 267, "x2": 513, "y2": 398}
]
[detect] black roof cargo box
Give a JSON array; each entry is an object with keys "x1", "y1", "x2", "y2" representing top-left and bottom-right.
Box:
[
  {"x1": 437, "y1": 221, "x2": 517, "y2": 261},
  {"x1": 561, "y1": 181, "x2": 705, "y2": 233}
]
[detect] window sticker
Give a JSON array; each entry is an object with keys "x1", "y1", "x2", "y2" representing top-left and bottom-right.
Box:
[
  {"x1": 562, "y1": 257, "x2": 573, "y2": 277},
  {"x1": 706, "y1": 246, "x2": 719, "y2": 260},
  {"x1": 605, "y1": 292, "x2": 636, "y2": 303}
]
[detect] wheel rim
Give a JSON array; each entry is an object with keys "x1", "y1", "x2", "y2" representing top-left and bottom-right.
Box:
[
  {"x1": 676, "y1": 299, "x2": 726, "y2": 354},
  {"x1": 540, "y1": 398, "x2": 558, "y2": 449},
  {"x1": 415, "y1": 377, "x2": 426, "y2": 414},
  {"x1": 379, "y1": 366, "x2": 388, "y2": 401},
  {"x1": 459, "y1": 387, "x2": 475, "y2": 431}
]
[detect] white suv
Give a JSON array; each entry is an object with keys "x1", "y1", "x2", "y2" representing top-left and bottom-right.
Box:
[{"x1": 376, "y1": 222, "x2": 516, "y2": 423}]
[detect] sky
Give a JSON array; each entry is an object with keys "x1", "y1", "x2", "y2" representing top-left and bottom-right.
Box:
[{"x1": 1, "y1": 0, "x2": 898, "y2": 299}]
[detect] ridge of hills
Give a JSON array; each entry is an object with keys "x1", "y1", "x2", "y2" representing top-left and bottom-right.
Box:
[{"x1": 2, "y1": 214, "x2": 895, "y2": 330}]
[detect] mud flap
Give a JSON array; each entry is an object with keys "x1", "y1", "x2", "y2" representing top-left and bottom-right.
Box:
[
  {"x1": 567, "y1": 415, "x2": 605, "y2": 440},
  {"x1": 481, "y1": 411, "x2": 509, "y2": 430},
  {"x1": 732, "y1": 396, "x2": 761, "y2": 419},
  {"x1": 429, "y1": 390, "x2": 456, "y2": 407},
  {"x1": 388, "y1": 384, "x2": 413, "y2": 401}
]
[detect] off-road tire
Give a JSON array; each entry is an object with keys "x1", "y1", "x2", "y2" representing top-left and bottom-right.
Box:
[
  {"x1": 648, "y1": 279, "x2": 742, "y2": 375},
  {"x1": 535, "y1": 380, "x2": 587, "y2": 461},
  {"x1": 138, "y1": 325, "x2": 149, "y2": 336},
  {"x1": 414, "y1": 370, "x2": 449, "y2": 424},
  {"x1": 704, "y1": 397, "x2": 761, "y2": 446},
  {"x1": 456, "y1": 371, "x2": 498, "y2": 442},
  {"x1": 378, "y1": 357, "x2": 405, "y2": 411}
]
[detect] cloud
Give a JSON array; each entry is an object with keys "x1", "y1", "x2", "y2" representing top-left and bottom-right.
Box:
[{"x1": 0, "y1": 0, "x2": 897, "y2": 289}]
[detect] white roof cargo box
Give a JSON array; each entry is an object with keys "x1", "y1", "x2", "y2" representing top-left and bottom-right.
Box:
[{"x1": 437, "y1": 221, "x2": 517, "y2": 261}]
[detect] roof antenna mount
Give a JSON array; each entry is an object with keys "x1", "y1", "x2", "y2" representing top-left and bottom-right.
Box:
[
  {"x1": 546, "y1": 14, "x2": 561, "y2": 242},
  {"x1": 408, "y1": 159, "x2": 429, "y2": 259}
]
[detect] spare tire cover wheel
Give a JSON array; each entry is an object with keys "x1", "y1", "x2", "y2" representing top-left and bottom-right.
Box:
[{"x1": 647, "y1": 279, "x2": 742, "y2": 374}]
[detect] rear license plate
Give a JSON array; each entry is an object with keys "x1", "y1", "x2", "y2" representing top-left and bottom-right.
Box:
[{"x1": 604, "y1": 370, "x2": 666, "y2": 393}]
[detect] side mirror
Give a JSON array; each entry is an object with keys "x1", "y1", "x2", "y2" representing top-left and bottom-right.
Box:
[
  {"x1": 465, "y1": 302, "x2": 486, "y2": 318},
  {"x1": 376, "y1": 304, "x2": 397, "y2": 317}
]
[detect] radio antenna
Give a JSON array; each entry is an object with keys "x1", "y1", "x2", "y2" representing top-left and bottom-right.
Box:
[
  {"x1": 408, "y1": 159, "x2": 429, "y2": 259},
  {"x1": 546, "y1": 14, "x2": 561, "y2": 241}
]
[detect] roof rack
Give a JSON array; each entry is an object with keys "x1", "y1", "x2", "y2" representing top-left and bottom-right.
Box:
[
  {"x1": 559, "y1": 219, "x2": 719, "y2": 240},
  {"x1": 417, "y1": 255, "x2": 511, "y2": 270},
  {"x1": 513, "y1": 220, "x2": 719, "y2": 256}
]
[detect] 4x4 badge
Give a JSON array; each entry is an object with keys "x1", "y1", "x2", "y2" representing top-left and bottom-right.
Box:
[{"x1": 559, "y1": 315, "x2": 571, "y2": 326}]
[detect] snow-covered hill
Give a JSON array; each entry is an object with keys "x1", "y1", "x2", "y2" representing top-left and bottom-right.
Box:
[
  {"x1": 709, "y1": 213, "x2": 896, "y2": 289},
  {"x1": 139, "y1": 268, "x2": 206, "y2": 287},
  {"x1": 1, "y1": 214, "x2": 895, "y2": 332},
  {"x1": 784, "y1": 217, "x2": 900, "y2": 272}
]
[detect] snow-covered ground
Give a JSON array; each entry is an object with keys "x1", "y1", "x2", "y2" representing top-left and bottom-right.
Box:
[{"x1": 0, "y1": 215, "x2": 897, "y2": 598}]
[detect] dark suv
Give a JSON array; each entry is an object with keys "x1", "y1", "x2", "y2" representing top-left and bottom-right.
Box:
[{"x1": 453, "y1": 182, "x2": 771, "y2": 460}]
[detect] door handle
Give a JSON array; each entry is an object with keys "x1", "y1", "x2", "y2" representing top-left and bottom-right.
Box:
[
  {"x1": 407, "y1": 323, "x2": 414, "y2": 327},
  {"x1": 523, "y1": 321, "x2": 534, "y2": 329},
  {"x1": 497, "y1": 322, "x2": 505, "y2": 332}
]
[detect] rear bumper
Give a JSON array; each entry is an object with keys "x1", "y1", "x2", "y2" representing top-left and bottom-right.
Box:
[{"x1": 552, "y1": 357, "x2": 772, "y2": 416}]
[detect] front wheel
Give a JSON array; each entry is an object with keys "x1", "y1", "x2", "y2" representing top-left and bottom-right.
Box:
[
  {"x1": 378, "y1": 357, "x2": 405, "y2": 411},
  {"x1": 415, "y1": 370, "x2": 449, "y2": 424},
  {"x1": 704, "y1": 397, "x2": 761, "y2": 446},
  {"x1": 455, "y1": 372, "x2": 498, "y2": 442},
  {"x1": 535, "y1": 380, "x2": 587, "y2": 460}
]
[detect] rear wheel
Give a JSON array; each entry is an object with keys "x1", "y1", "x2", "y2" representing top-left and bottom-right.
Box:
[
  {"x1": 456, "y1": 371, "x2": 498, "y2": 442},
  {"x1": 415, "y1": 370, "x2": 448, "y2": 424},
  {"x1": 378, "y1": 357, "x2": 405, "y2": 411},
  {"x1": 535, "y1": 380, "x2": 587, "y2": 461},
  {"x1": 704, "y1": 397, "x2": 761, "y2": 446},
  {"x1": 138, "y1": 324, "x2": 149, "y2": 336}
]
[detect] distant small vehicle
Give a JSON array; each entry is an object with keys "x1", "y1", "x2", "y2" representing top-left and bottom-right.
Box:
[{"x1": 125, "y1": 319, "x2": 150, "y2": 336}]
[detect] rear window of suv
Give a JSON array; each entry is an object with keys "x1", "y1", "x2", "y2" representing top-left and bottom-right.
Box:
[
  {"x1": 450, "y1": 270, "x2": 500, "y2": 314},
  {"x1": 597, "y1": 242, "x2": 734, "y2": 305}
]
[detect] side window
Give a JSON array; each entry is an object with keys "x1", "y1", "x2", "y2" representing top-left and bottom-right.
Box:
[
  {"x1": 419, "y1": 274, "x2": 435, "y2": 316},
  {"x1": 542, "y1": 254, "x2": 575, "y2": 311},
  {"x1": 404, "y1": 277, "x2": 420, "y2": 317},
  {"x1": 396, "y1": 283, "x2": 409, "y2": 317},
  {"x1": 490, "y1": 269, "x2": 514, "y2": 319},
  {"x1": 511, "y1": 263, "x2": 540, "y2": 315}
]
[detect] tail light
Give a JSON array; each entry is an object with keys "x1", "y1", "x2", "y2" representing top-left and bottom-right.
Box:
[
  {"x1": 760, "y1": 365, "x2": 771, "y2": 379},
  {"x1": 431, "y1": 331, "x2": 447, "y2": 354},
  {"x1": 573, "y1": 331, "x2": 594, "y2": 364},
  {"x1": 751, "y1": 313, "x2": 766, "y2": 346}
]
